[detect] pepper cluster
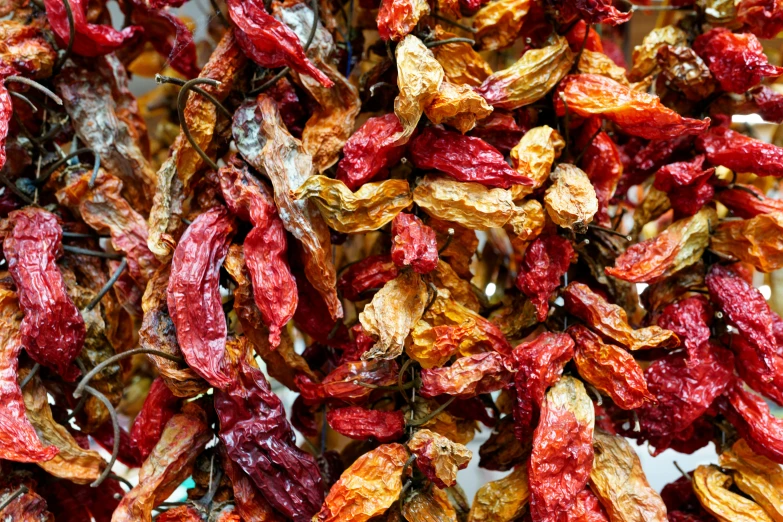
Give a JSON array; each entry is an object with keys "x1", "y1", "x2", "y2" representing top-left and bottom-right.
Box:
[{"x1": 1, "y1": 0, "x2": 783, "y2": 520}]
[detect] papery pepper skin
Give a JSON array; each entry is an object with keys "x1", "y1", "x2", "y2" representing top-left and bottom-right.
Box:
[
  {"x1": 692, "y1": 464, "x2": 774, "y2": 522},
  {"x1": 729, "y1": 332, "x2": 783, "y2": 407},
  {"x1": 569, "y1": 325, "x2": 656, "y2": 410},
  {"x1": 377, "y1": 0, "x2": 430, "y2": 41},
  {"x1": 216, "y1": 345, "x2": 324, "y2": 522},
  {"x1": 295, "y1": 359, "x2": 400, "y2": 404},
  {"x1": 653, "y1": 155, "x2": 715, "y2": 218},
  {"x1": 226, "y1": 0, "x2": 332, "y2": 87},
  {"x1": 0, "y1": 65, "x2": 13, "y2": 174},
  {"x1": 337, "y1": 255, "x2": 400, "y2": 301},
  {"x1": 391, "y1": 213, "x2": 438, "y2": 274},
  {"x1": 547, "y1": 0, "x2": 633, "y2": 25},
  {"x1": 409, "y1": 127, "x2": 532, "y2": 189},
  {"x1": 515, "y1": 235, "x2": 573, "y2": 322},
  {"x1": 419, "y1": 352, "x2": 514, "y2": 399},
  {"x1": 335, "y1": 114, "x2": 406, "y2": 191},
  {"x1": 696, "y1": 125, "x2": 783, "y2": 178},
  {"x1": 408, "y1": 428, "x2": 472, "y2": 488},
  {"x1": 4, "y1": 208, "x2": 85, "y2": 380},
  {"x1": 167, "y1": 206, "x2": 236, "y2": 389},
  {"x1": 219, "y1": 159, "x2": 297, "y2": 348},
  {"x1": 129, "y1": 377, "x2": 180, "y2": 462},
  {"x1": 716, "y1": 185, "x2": 783, "y2": 218},
  {"x1": 718, "y1": 380, "x2": 783, "y2": 464},
  {"x1": 692, "y1": 28, "x2": 783, "y2": 94},
  {"x1": 127, "y1": 2, "x2": 199, "y2": 78},
  {"x1": 0, "y1": 284, "x2": 58, "y2": 463},
  {"x1": 512, "y1": 332, "x2": 575, "y2": 441},
  {"x1": 555, "y1": 74, "x2": 709, "y2": 140},
  {"x1": 326, "y1": 406, "x2": 405, "y2": 443},
  {"x1": 43, "y1": 0, "x2": 141, "y2": 57},
  {"x1": 528, "y1": 376, "x2": 595, "y2": 522},
  {"x1": 577, "y1": 128, "x2": 622, "y2": 227},
  {"x1": 656, "y1": 295, "x2": 712, "y2": 359}
]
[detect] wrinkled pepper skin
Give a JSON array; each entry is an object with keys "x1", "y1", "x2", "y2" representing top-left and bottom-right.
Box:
[
  {"x1": 515, "y1": 234, "x2": 573, "y2": 322},
  {"x1": 43, "y1": 0, "x2": 141, "y2": 57},
  {"x1": 337, "y1": 255, "x2": 400, "y2": 301},
  {"x1": 4, "y1": 208, "x2": 86, "y2": 380},
  {"x1": 167, "y1": 206, "x2": 235, "y2": 389},
  {"x1": 326, "y1": 406, "x2": 405, "y2": 442},
  {"x1": 129, "y1": 377, "x2": 181, "y2": 462},
  {"x1": 696, "y1": 125, "x2": 783, "y2": 178},
  {"x1": 391, "y1": 213, "x2": 438, "y2": 274},
  {"x1": 719, "y1": 380, "x2": 783, "y2": 464},
  {"x1": 335, "y1": 114, "x2": 406, "y2": 191}
]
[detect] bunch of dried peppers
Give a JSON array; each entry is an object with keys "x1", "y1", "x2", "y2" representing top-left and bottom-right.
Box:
[{"x1": 1, "y1": 0, "x2": 783, "y2": 519}]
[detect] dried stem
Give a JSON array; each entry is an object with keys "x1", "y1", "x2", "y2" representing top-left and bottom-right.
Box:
[
  {"x1": 177, "y1": 78, "x2": 224, "y2": 171},
  {"x1": 62, "y1": 245, "x2": 124, "y2": 260},
  {"x1": 85, "y1": 257, "x2": 128, "y2": 311}
]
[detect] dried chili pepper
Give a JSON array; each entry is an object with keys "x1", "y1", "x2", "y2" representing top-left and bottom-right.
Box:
[
  {"x1": 44, "y1": 0, "x2": 141, "y2": 57},
  {"x1": 544, "y1": 163, "x2": 599, "y2": 233},
  {"x1": 468, "y1": 466, "x2": 529, "y2": 521},
  {"x1": 555, "y1": 74, "x2": 709, "y2": 140},
  {"x1": 221, "y1": 449, "x2": 285, "y2": 522},
  {"x1": 653, "y1": 155, "x2": 715, "y2": 218},
  {"x1": 693, "y1": 465, "x2": 773, "y2": 522},
  {"x1": 409, "y1": 127, "x2": 531, "y2": 189},
  {"x1": 335, "y1": 114, "x2": 406, "y2": 191},
  {"x1": 408, "y1": 428, "x2": 472, "y2": 488},
  {"x1": 4, "y1": 208, "x2": 85, "y2": 380},
  {"x1": 430, "y1": 26, "x2": 492, "y2": 87},
  {"x1": 167, "y1": 206, "x2": 235, "y2": 389},
  {"x1": 0, "y1": 65, "x2": 13, "y2": 174},
  {"x1": 510, "y1": 125, "x2": 565, "y2": 198},
  {"x1": 377, "y1": 0, "x2": 429, "y2": 41},
  {"x1": 569, "y1": 324, "x2": 655, "y2": 410},
  {"x1": 391, "y1": 213, "x2": 438, "y2": 274},
  {"x1": 718, "y1": 380, "x2": 783, "y2": 464},
  {"x1": 424, "y1": 81, "x2": 494, "y2": 134},
  {"x1": 730, "y1": 332, "x2": 783, "y2": 407},
  {"x1": 126, "y1": 2, "x2": 199, "y2": 78},
  {"x1": 419, "y1": 352, "x2": 514, "y2": 399},
  {"x1": 394, "y1": 35, "x2": 444, "y2": 142},
  {"x1": 515, "y1": 234, "x2": 574, "y2": 321},
  {"x1": 656, "y1": 295, "x2": 712, "y2": 359},
  {"x1": 710, "y1": 212, "x2": 783, "y2": 272},
  {"x1": 576, "y1": 127, "x2": 623, "y2": 227},
  {"x1": 219, "y1": 158, "x2": 296, "y2": 347},
  {"x1": 337, "y1": 255, "x2": 400, "y2": 301},
  {"x1": 528, "y1": 376, "x2": 595, "y2": 522},
  {"x1": 326, "y1": 406, "x2": 405, "y2": 442},
  {"x1": 296, "y1": 359, "x2": 400, "y2": 404},
  {"x1": 716, "y1": 184, "x2": 783, "y2": 218},
  {"x1": 129, "y1": 377, "x2": 180, "y2": 463},
  {"x1": 696, "y1": 124, "x2": 783, "y2": 178}
]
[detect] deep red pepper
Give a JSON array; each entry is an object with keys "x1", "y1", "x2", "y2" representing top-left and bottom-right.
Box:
[
  {"x1": 577, "y1": 126, "x2": 623, "y2": 226},
  {"x1": 337, "y1": 255, "x2": 400, "y2": 302},
  {"x1": 409, "y1": 126, "x2": 533, "y2": 189},
  {"x1": 44, "y1": 0, "x2": 142, "y2": 57},
  {"x1": 295, "y1": 359, "x2": 400, "y2": 405},
  {"x1": 696, "y1": 125, "x2": 783, "y2": 178},
  {"x1": 549, "y1": 0, "x2": 633, "y2": 25},
  {"x1": 419, "y1": 352, "x2": 514, "y2": 398},
  {"x1": 718, "y1": 379, "x2": 783, "y2": 464},
  {"x1": 728, "y1": 332, "x2": 783, "y2": 407},
  {"x1": 716, "y1": 184, "x2": 783, "y2": 218},
  {"x1": 167, "y1": 206, "x2": 236, "y2": 389},
  {"x1": 615, "y1": 135, "x2": 694, "y2": 197},
  {"x1": 335, "y1": 114, "x2": 406, "y2": 191},
  {"x1": 564, "y1": 20, "x2": 603, "y2": 53},
  {"x1": 4, "y1": 208, "x2": 85, "y2": 380},
  {"x1": 326, "y1": 406, "x2": 405, "y2": 442},
  {"x1": 129, "y1": 377, "x2": 181, "y2": 462},
  {"x1": 293, "y1": 269, "x2": 351, "y2": 349},
  {"x1": 652, "y1": 155, "x2": 715, "y2": 218},
  {"x1": 0, "y1": 65, "x2": 14, "y2": 174},
  {"x1": 515, "y1": 235, "x2": 573, "y2": 322},
  {"x1": 45, "y1": 478, "x2": 124, "y2": 522},
  {"x1": 390, "y1": 213, "x2": 438, "y2": 274},
  {"x1": 91, "y1": 422, "x2": 144, "y2": 468},
  {"x1": 656, "y1": 295, "x2": 713, "y2": 360},
  {"x1": 127, "y1": 3, "x2": 200, "y2": 78}
]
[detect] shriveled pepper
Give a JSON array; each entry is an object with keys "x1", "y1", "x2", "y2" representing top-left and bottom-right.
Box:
[
  {"x1": 129, "y1": 377, "x2": 181, "y2": 463},
  {"x1": 696, "y1": 125, "x2": 783, "y2": 178},
  {"x1": 419, "y1": 352, "x2": 514, "y2": 399},
  {"x1": 44, "y1": 0, "x2": 141, "y2": 57},
  {"x1": 719, "y1": 380, "x2": 783, "y2": 464},
  {"x1": 653, "y1": 155, "x2": 715, "y2": 218},
  {"x1": 716, "y1": 185, "x2": 783, "y2": 218},
  {"x1": 296, "y1": 359, "x2": 400, "y2": 404},
  {"x1": 391, "y1": 213, "x2": 438, "y2": 274},
  {"x1": 337, "y1": 255, "x2": 400, "y2": 301},
  {"x1": 335, "y1": 114, "x2": 406, "y2": 191},
  {"x1": 515, "y1": 234, "x2": 574, "y2": 321},
  {"x1": 326, "y1": 406, "x2": 405, "y2": 443}
]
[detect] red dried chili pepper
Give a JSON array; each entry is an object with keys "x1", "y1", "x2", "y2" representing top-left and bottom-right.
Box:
[
  {"x1": 167, "y1": 206, "x2": 236, "y2": 389},
  {"x1": 696, "y1": 125, "x2": 783, "y2": 178},
  {"x1": 46, "y1": 479, "x2": 124, "y2": 522},
  {"x1": 653, "y1": 155, "x2": 715, "y2": 218},
  {"x1": 566, "y1": 488, "x2": 610, "y2": 522},
  {"x1": 409, "y1": 127, "x2": 533, "y2": 189},
  {"x1": 469, "y1": 110, "x2": 528, "y2": 153},
  {"x1": 127, "y1": 3, "x2": 200, "y2": 78},
  {"x1": 550, "y1": 0, "x2": 632, "y2": 25},
  {"x1": 129, "y1": 377, "x2": 181, "y2": 462},
  {"x1": 716, "y1": 184, "x2": 783, "y2": 218},
  {"x1": 215, "y1": 350, "x2": 324, "y2": 521},
  {"x1": 718, "y1": 379, "x2": 783, "y2": 464},
  {"x1": 91, "y1": 421, "x2": 144, "y2": 468},
  {"x1": 656, "y1": 295, "x2": 713, "y2": 360},
  {"x1": 728, "y1": 333, "x2": 783, "y2": 407},
  {"x1": 4, "y1": 208, "x2": 85, "y2": 380},
  {"x1": 528, "y1": 376, "x2": 595, "y2": 522},
  {"x1": 293, "y1": 269, "x2": 351, "y2": 349},
  {"x1": 555, "y1": 74, "x2": 709, "y2": 140},
  {"x1": 420, "y1": 352, "x2": 514, "y2": 398},
  {"x1": 219, "y1": 159, "x2": 297, "y2": 348},
  {"x1": 337, "y1": 255, "x2": 399, "y2": 302},
  {"x1": 568, "y1": 324, "x2": 655, "y2": 410},
  {"x1": 744, "y1": 85, "x2": 783, "y2": 123},
  {"x1": 515, "y1": 234, "x2": 574, "y2": 322},
  {"x1": 0, "y1": 65, "x2": 14, "y2": 174},
  {"x1": 226, "y1": 0, "x2": 333, "y2": 88},
  {"x1": 692, "y1": 28, "x2": 783, "y2": 94},
  {"x1": 43, "y1": 0, "x2": 142, "y2": 57},
  {"x1": 706, "y1": 263, "x2": 777, "y2": 378},
  {"x1": 576, "y1": 125, "x2": 622, "y2": 226},
  {"x1": 335, "y1": 114, "x2": 406, "y2": 191},
  {"x1": 511, "y1": 332, "x2": 575, "y2": 441},
  {"x1": 736, "y1": 0, "x2": 783, "y2": 38},
  {"x1": 616, "y1": 134, "x2": 694, "y2": 197},
  {"x1": 326, "y1": 406, "x2": 405, "y2": 442},
  {"x1": 295, "y1": 359, "x2": 400, "y2": 404},
  {"x1": 564, "y1": 20, "x2": 603, "y2": 53},
  {"x1": 390, "y1": 213, "x2": 438, "y2": 274},
  {"x1": 267, "y1": 77, "x2": 307, "y2": 138}
]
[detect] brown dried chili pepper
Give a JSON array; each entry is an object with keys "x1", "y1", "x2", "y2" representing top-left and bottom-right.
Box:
[
  {"x1": 699, "y1": 120, "x2": 783, "y2": 175},
  {"x1": 430, "y1": 26, "x2": 493, "y2": 87},
  {"x1": 326, "y1": 406, "x2": 405, "y2": 443},
  {"x1": 510, "y1": 125, "x2": 565, "y2": 199},
  {"x1": 419, "y1": 352, "x2": 514, "y2": 399},
  {"x1": 467, "y1": 465, "x2": 529, "y2": 522},
  {"x1": 477, "y1": 35, "x2": 574, "y2": 110},
  {"x1": 390, "y1": 213, "x2": 438, "y2": 274},
  {"x1": 44, "y1": 0, "x2": 141, "y2": 57},
  {"x1": 407, "y1": 428, "x2": 472, "y2": 489},
  {"x1": 568, "y1": 325, "x2": 655, "y2": 410},
  {"x1": 655, "y1": 45, "x2": 716, "y2": 102},
  {"x1": 359, "y1": 271, "x2": 429, "y2": 360},
  {"x1": 409, "y1": 127, "x2": 532, "y2": 189},
  {"x1": 335, "y1": 114, "x2": 405, "y2": 191},
  {"x1": 656, "y1": 295, "x2": 713, "y2": 359},
  {"x1": 554, "y1": 74, "x2": 710, "y2": 140},
  {"x1": 423, "y1": 81, "x2": 494, "y2": 134},
  {"x1": 226, "y1": 0, "x2": 332, "y2": 87},
  {"x1": 718, "y1": 380, "x2": 783, "y2": 464},
  {"x1": 402, "y1": 488, "x2": 459, "y2": 522},
  {"x1": 606, "y1": 207, "x2": 715, "y2": 283},
  {"x1": 692, "y1": 28, "x2": 783, "y2": 94},
  {"x1": 628, "y1": 26, "x2": 687, "y2": 81},
  {"x1": 528, "y1": 376, "x2": 595, "y2": 522},
  {"x1": 294, "y1": 176, "x2": 413, "y2": 234},
  {"x1": 215, "y1": 341, "x2": 324, "y2": 522},
  {"x1": 716, "y1": 184, "x2": 783, "y2": 218},
  {"x1": 706, "y1": 263, "x2": 777, "y2": 377},
  {"x1": 296, "y1": 359, "x2": 400, "y2": 404},
  {"x1": 563, "y1": 282, "x2": 679, "y2": 351},
  {"x1": 720, "y1": 439, "x2": 783, "y2": 521},
  {"x1": 128, "y1": 377, "x2": 180, "y2": 463},
  {"x1": 693, "y1": 465, "x2": 774, "y2": 522},
  {"x1": 516, "y1": 234, "x2": 574, "y2": 322},
  {"x1": 112, "y1": 402, "x2": 212, "y2": 522},
  {"x1": 472, "y1": 0, "x2": 530, "y2": 50},
  {"x1": 218, "y1": 158, "x2": 296, "y2": 347},
  {"x1": 589, "y1": 430, "x2": 667, "y2": 522},
  {"x1": 478, "y1": 414, "x2": 528, "y2": 471},
  {"x1": 315, "y1": 443, "x2": 409, "y2": 522},
  {"x1": 511, "y1": 332, "x2": 575, "y2": 441},
  {"x1": 377, "y1": 0, "x2": 430, "y2": 41},
  {"x1": 710, "y1": 212, "x2": 783, "y2": 272},
  {"x1": 4, "y1": 208, "x2": 85, "y2": 380},
  {"x1": 337, "y1": 255, "x2": 400, "y2": 301},
  {"x1": 544, "y1": 163, "x2": 599, "y2": 233},
  {"x1": 167, "y1": 206, "x2": 235, "y2": 389},
  {"x1": 233, "y1": 95, "x2": 341, "y2": 321},
  {"x1": 653, "y1": 155, "x2": 715, "y2": 218},
  {"x1": 0, "y1": 285, "x2": 58, "y2": 463}
]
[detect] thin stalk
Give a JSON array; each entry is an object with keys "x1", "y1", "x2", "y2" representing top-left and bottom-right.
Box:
[
  {"x1": 407, "y1": 396, "x2": 456, "y2": 426},
  {"x1": 62, "y1": 245, "x2": 124, "y2": 260},
  {"x1": 425, "y1": 38, "x2": 475, "y2": 48},
  {"x1": 5, "y1": 76, "x2": 63, "y2": 106},
  {"x1": 0, "y1": 486, "x2": 28, "y2": 512},
  {"x1": 82, "y1": 385, "x2": 119, "y2": 487},
  {"x1": 85, "y1": 258, "x2": 128, "y2": 311},
  {"x1": 177, "y1": 78, "x2": 223, "y2": 171},
  {"x1": 19, "y1": 363, "x2": 40, "y2": 389}
]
